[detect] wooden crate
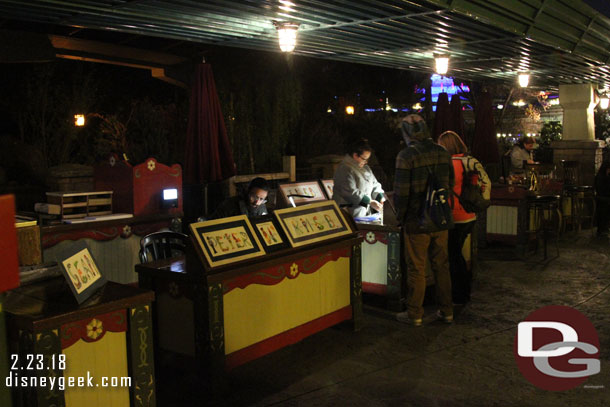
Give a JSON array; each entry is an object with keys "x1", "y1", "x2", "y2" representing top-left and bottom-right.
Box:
[
  {"x1": 46, "y1": 191, "x2": 113, "y2": 220},
  {"x1": 16, "y1": 225, "x2": 42, "y2": 266}
]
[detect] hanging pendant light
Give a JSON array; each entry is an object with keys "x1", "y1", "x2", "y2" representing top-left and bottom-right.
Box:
[
  {"x1": 434, "y1": 54, "x2": 449, "y2": 75},
  {"x1": 274, "y1": 21, "x2": 300, "y2": 52},
  {"x1": 518, "y1": 72, "x2": 530, "y2": 87}
]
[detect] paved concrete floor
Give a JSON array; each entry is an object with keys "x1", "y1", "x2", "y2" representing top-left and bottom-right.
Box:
[{"x1": 158, "y1": 232, "x2": 610, "y2": 406}]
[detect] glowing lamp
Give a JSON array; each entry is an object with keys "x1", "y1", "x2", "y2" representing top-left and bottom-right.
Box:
[
  {"x1": 274, "y1": 21, "x2": 299, "y2": 52},
  {"x1": 345, "y1": 105, "x2": 355, "y2": 115},
  {"x1": 434, "y1": 55, "x2": 449, "y2": 75},
  {"x1": 74, "y1": 114, "x2": 85, "y2": 126},
  {"x1": 518, "y1": 73, "x2": 529, "y2": 88}
]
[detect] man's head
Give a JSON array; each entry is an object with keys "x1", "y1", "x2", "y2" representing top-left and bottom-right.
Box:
[
  {"x1": 400, "y1": 114, "x2": 430, "y2": 144},
  {"x1": 246, "y1": 177, "x2": 269, "y2": 208},
  {"x1": 519, "y1": 136, "x2": 535, "y2": 151}
]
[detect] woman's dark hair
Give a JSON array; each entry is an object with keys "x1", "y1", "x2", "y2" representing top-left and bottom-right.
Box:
[
  {"x1": 247, "y1": 177, "x2": 270, "y2": 193},
  {"x1": 348, "y1": 138, "x2": 372, "y2": 156}
]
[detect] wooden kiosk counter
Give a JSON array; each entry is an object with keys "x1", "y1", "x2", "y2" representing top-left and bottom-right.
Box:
[{"x1": 136, "y1": 201, "x2": 363, "y2": 371}]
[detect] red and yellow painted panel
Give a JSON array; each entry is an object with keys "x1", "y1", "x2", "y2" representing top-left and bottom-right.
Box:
[
  {"x1": 361, "y1": 231, "x2": 389, "y2": 293},
  {"x1": 223, "y1": 249, "x2": 351, "y2": 355},
  {"x1": 60, "y1": 310, "x2": 129, "y2": 407}
]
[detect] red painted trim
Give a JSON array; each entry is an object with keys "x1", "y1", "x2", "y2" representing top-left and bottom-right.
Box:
[
  {"x1": 225, "y1": 305, "x2": 352, "y2": 370},
  {"x1": 362, "y1": 282, "x2": 387, "y2": 295},
  {"x1": 223, "y1": 248, "x2": 350, "y2": 294},
  {"x1": 359, "y1": 230, "x2": 389, "y2": 245},
  {"x1": 61, "y1": 309, "x2": 127, "y2": 349},
  {"x1": 42, "y1": 221, "x2": 172, "y2": 249}
]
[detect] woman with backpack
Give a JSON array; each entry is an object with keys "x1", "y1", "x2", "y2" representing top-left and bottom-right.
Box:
[{"x1": 437, "y1": 131, "x2": 491, "y2": 304}]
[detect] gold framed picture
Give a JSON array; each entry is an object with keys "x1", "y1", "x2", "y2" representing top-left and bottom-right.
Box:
[
  {"x1": 278, "y1": 181, "x2": 327, "y2": 207},
  {"x1": 189, "y1": 215, "x2": 265, "y2": 268},
  {"x1": 57, "y1": 241, "x2": 107, "y2": 304},
  {"x1": 274, "y1": 201, "x2": 353, "y2": 247},
  {"x1": 251, "y1": 215, "x2": 290, "y2": 253},
  {"x1": 320, "y1": 179, "x2": 334, "y2": 199}
]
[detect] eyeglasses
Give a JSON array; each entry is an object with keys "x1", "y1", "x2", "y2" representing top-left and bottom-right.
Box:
[{"x1": 358, "y1": 155, "x2": 370, "y2": 163}]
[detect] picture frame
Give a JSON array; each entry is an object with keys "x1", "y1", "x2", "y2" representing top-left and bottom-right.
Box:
[
  {"x1": 274, "y1": 201, "x2": 354, "y2": 248},
  {"x1": 320, "y1": 179, "x2": 334, "y2": 200},
  {"x1": 56, "y1": 241, "x2": 107, "y2": 304},
  {"x1": 189, "y1": 215, "x2": 266, "y2": 269},
  {"x1": 278, "y1": 181, "x2": 327, "y2": 207},
  {"x1": 250, "y1": 215, "x2": 290, "y2": 253}
]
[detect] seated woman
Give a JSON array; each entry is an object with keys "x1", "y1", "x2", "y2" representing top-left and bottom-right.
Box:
[
  {"x1": 509, "y1": 136, "x2": 536, "y2": 172},
  {"x1": 209, "y1": 177, "x2": 269, "y2": 219},
  {"x1": 332, "y1": 138, "x2": 385, "y2": 218}
]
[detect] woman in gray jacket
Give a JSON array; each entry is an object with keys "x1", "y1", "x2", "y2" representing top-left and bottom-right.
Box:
[{"x1": 333, "y1": 139, "x2": 385, "y2": 218}]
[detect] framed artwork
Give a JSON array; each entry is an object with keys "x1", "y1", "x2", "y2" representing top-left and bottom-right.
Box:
[
  {"x1": 278, "y1": 181, "x2": 327, "y2": 207},
  {"x1": 56, "y1": 241, "x2": 107, "y2": 304},
  {"x1": 274, "y1": 201, "x2": 353, "y2": 247},
  {"x1": 189, "y1": 215, "x2": 266, "y2": 268},
  {"x1": 320, "y1": 179, "x2": 334, "y2": 200},
  {"x1": 251, "y1": 215, "x2": 290, "y2": 253}
]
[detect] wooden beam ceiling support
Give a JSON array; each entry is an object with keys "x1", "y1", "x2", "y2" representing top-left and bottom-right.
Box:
[{"x1": 48, "y1": 34, "x2": 190, "y2": 88}]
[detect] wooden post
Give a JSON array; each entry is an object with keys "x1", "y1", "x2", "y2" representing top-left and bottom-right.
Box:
[{"x1": 283, "y1": 156, "x2": 296, "y2": 182}]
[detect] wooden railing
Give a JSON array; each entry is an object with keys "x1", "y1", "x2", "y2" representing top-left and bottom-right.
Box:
[{"x1": 225, "y1": 156, "x2": 296, "y2": 197}]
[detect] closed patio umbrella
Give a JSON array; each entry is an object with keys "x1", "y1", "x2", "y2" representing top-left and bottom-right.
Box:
[
  {"x1": 449, "y1": 93, "x2": 465, "y2": 143},
  {"x1": 471, "y1": 91, "x2": 499, "y2": 166},
  {"x1": 433, "y1": 92, "x2": 451, "y2": 141},
  {"x1": 184, "y1": 63, "x2": 236, "y2": 217}
]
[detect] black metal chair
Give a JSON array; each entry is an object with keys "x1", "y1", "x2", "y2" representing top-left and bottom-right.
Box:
[{"x1": 139, "y1": 231, "x2": 189, "y2": 263}]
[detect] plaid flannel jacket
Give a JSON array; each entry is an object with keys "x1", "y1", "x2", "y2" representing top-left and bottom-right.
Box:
[{"x1": 393, "y1": 138, "x2": 455, "y2": 233}]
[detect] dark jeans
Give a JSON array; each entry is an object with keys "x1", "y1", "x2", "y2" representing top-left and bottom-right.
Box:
[
  {"x1": 597, "y1": 197, "x2": 610, "y2": 236},
  {"x1": 449, "y1": 221, "x2": 475, "y2": 304}
]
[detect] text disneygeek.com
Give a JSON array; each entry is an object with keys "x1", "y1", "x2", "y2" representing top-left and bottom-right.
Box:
[{"x1": 6, "y1": 371, "x2": 131, "y2": 391}]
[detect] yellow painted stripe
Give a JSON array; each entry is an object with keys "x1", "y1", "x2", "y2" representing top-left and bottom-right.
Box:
[
  {"x1": 223, "y1": 257, "x2": 350, "y2": 354},
  {"x1": 63, "y1": 332, "x2": 129, "y2": 407}
]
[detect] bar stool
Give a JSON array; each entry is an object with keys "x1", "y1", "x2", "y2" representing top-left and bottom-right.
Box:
[
  {"x1": 560, "y1": 160, "x2": 595, "y2": 233},
  {"x1": 527, "y1": 194, "x2": 561, "y2": 260},
  {"x1": 563, "y1": 186, "x2": 596, "y2": 233}
]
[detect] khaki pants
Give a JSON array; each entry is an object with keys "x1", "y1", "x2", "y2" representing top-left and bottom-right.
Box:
[{"x1": 404, "y1": 230, "x2": 453, "y2": 319}]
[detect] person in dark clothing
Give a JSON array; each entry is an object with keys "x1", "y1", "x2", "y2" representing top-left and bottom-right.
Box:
[
  {"x1": 210, "y1": 177, "x2": 270, "y2": 219},
  {"x1": 394, "y1": 114, "x2": 455, "y2": 326},
  {"x1": 595, "y1": 160, "x2": 610, "y2": 238}
]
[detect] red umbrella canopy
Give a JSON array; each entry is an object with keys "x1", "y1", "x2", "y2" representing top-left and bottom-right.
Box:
[
  {"x1": 184, "y1": 63, "x2": 236, "y2": 184},
  {"x1": 449, "y1": 93, "x2": 465, "y2": 143},
  {"x1": 471, "y1": 91, "x2": 499, "y2": 165},
  {"x1": 433, "y1": 92, "x2": 451, "y2": 141}
]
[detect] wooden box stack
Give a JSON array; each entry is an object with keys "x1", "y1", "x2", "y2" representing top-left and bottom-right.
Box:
[{"x1": 46, "y1": 191, "x2": 113, "y2": 220}]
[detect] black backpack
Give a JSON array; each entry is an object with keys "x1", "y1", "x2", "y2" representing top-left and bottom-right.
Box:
[
  {"x1": 454, "y1": 156, "x2": 490, "y2": 213},
  {"x1": 420, "y1": 169, "x2": 453, "y2": 229}
]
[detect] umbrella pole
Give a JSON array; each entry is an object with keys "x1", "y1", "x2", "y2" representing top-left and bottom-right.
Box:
[{"x1": 204, "y1": 184, "x2": 208, "y2": 216}]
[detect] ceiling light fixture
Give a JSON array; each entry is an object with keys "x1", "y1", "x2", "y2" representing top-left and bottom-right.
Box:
[
  {"x1": 274, "y1": 21, "x2": 300, "y2": 52},
  {"x1": 434, "y1": 54, "x2": 449, "y2": 75},
  {"x1": 518, "y1": 72, "x2": 530, "y2": 87}
]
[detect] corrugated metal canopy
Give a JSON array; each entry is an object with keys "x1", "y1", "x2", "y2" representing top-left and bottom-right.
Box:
[{"x1": 1, "y1": 0, "x2": 610, "y2": 89}]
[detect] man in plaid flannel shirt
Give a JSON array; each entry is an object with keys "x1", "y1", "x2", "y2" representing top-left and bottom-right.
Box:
[{"x1": 393, "y1": 114, "x2": 455, "y2": 326}]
